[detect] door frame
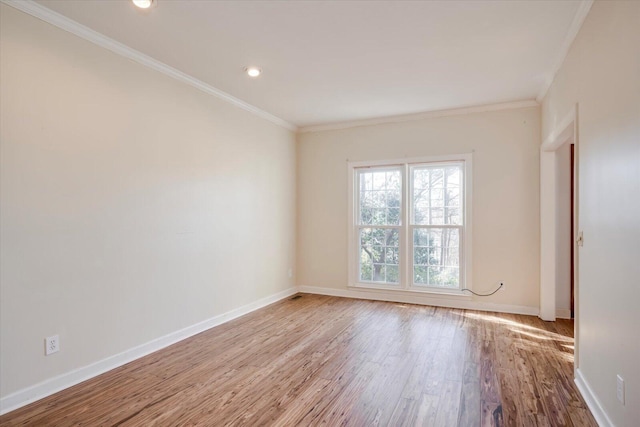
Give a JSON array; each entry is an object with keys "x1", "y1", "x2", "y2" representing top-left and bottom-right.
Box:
[
  {"x1": 540, "y1": 103, "x2": 580, "y2": 366},
  {"x1": 540, "y1": 104, "x2": 579, "y2": 319}
]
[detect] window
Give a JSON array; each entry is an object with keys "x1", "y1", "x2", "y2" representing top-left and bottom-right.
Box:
[{"x1": 348, "y1": 155, "x2": 472, "y2": 294}]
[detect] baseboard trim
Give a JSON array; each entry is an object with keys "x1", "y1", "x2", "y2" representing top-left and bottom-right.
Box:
[
  {"x1": 298, "y1": 285, "x2": 539, "y2": 316},
  {"x1": 556, "y1": 308, "x2": 572, "y2": 319},
  {"x1": 574, "y1": 368, "x2": 614, "y2": 427},
  {"x1": 0, "y1": 287, "x2": 298, "y2": 415}
]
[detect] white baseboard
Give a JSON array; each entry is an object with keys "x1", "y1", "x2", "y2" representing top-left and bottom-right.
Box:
[
  {"x1": 575, "y1": 368, "x2": 614, "y2": 427},
  {"x1": 298, "y1": 285, "x2": 539, "y2": 316},
  {"x1": 556, "y1": 308, "x2": 572, "y2": 319},
  {"x1": 0, "y1": 287, "x2": 298, "y2": 415}
]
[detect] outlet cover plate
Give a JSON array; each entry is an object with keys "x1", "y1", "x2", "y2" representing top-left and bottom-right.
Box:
[
  {"x1": 616, "y1": 374, "x2": 625, "y2": 404},
  {"x1": 45, "y1": 335, "x2": 60, "y2": 356}
]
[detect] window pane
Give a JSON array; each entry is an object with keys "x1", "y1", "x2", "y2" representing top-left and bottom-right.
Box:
[
  {"x1": 360, "y1": 207, "x2": 373, "y2": 225},
  {"x1": 431, "y1": 189, "x2": 444, "y2": 207},
  {"x1": 388, "y1": 208, "x2": 401, "y2": 225},
  {"x1": 446, "y1": 167, "x2": 461, "y2": 186},
  {"x1": 414, "y1": 266, "x2": 428, "y2": 284},
  {"x1": 413, "y1": 228, "x2": 429, "y2": 246},
  {"x1": 426, "y1": 267, "x2": 459, "y2": 288},
  {"x1": 371, "y1": 208, "x2": 387, "y2": 225},
  {"x1": 385, "y1": 247, "x2": 399, "y2": 265},
  {"x1": 359, "y1": 227, "x2": 400, "y2": 284},
  {"x1": 413, "y1": 227, "x2": 460, "y2": 288},
  {"x1": 430, "y1": 208, "x2": 444, "y2": 225},
  {"x1": 359, "y1": 169, "x2": 401, "y2": 225},
  {"x1": 412, "y1": 164, "x2": 463, "y2": 226},
  {"x1": 386, "y1": 265, "x2": 399, "y2": 283}
]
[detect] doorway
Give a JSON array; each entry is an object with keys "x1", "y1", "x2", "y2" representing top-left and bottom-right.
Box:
[
  {"x1": 570, "y1": 143, "x2": 575, "y2": 318},
  {"x1": 540, "y1": 103, "x2": 579, "y2": 366},
  {"x1": 555, "y1": 141, "x2": 574, "y2": 320}
]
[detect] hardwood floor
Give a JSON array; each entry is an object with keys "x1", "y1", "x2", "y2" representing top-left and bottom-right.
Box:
[{"x1": 0, "y1": 294, "x2": 596, "y2": 426}]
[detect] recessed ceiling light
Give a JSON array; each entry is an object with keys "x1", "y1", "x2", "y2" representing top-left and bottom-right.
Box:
[
  {"x1": 132, "y1": 0, "x2": 155, "y2": 9},
  {"x1": 245, "y1": 67, "x2": 262, "y2": 78}
]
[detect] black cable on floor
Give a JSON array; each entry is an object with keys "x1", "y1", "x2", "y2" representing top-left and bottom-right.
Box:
[{"x1": 461, "y1": 283, "x2": 503, "y2": 296}]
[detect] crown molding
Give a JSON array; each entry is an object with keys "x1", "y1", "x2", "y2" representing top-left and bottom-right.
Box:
[
  {"x1": 536, "y1": 0, "x2": 594, "y2": 102},
  {"x1": 298, "y1": 99, "x2": 539, "y2": 134},
  {"x1": 0, "y1": 0, "x2": 298, "y2": 132}
]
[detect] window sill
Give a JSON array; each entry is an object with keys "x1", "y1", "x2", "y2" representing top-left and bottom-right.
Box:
[{"x1": 349, "y1": 283, "x2": 472, "y2": 298}]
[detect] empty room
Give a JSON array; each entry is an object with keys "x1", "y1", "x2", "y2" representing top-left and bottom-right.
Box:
[{"x1": 0, "y1": 0, "x2": 638, "y2": 425}]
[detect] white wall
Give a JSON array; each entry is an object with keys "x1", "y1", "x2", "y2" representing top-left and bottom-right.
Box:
[
  {"x1": 542, "y1": 1, "x2": 640, "y2": 425},
  {"x1": 297, "y1": 106, "x2": 541, "y2": 311},
  {"x1": 555, "y1": 142, "x2": 572, "y2": 318},
  {"x1": 0, "y1": 5, "x2": 296, "y2": 400}
]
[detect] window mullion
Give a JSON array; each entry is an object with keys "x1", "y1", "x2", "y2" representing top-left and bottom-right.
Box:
[{"x1": 403, "y1": 164, "x2": 409, "y2": 289}]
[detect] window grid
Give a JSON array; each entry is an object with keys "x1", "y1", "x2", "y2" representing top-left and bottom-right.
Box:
[
  {"x1": 411, "y1": 225, "x2": 462, "y2": 289},
  {"x1": 409, "y1": 163, "x2": 464, "y2": 289},
  {"x1": 349, "y1": 157, "x2": 470, "y2": 293},
  {"x1": 356, "y1": 168, "x2": 402, "y2": 286}
]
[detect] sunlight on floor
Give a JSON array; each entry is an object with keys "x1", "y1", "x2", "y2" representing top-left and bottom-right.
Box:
[
  {"x1": 452, "y1": 310, "x2": 575, "y2": 364},
  {"x1": 511, "y1": 328, "x2": 573, "y2": 343}
]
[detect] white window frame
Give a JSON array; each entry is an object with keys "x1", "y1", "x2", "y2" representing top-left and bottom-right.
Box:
[
  {"x1": 352, "y1": 164, "x2": 406, "y2": 289},
  {"x1": 347, "y1": 154, "x2": 473, "y2": 296}
]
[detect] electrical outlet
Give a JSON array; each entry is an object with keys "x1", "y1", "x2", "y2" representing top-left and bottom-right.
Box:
[
  {"x1": 45, "y1": 335, "x2": 60, "y2": 356},
  {"x1": 616, "y1": 375, "x2": 625, "y2": 404},
  {"x1": 499, "y1": 281, "x2": 505, "y2": 291}
]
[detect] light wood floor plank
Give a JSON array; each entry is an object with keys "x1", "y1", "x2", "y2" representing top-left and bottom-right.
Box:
[{"x1": 0, "y1": 294, "x2": 597, "y2": 426}]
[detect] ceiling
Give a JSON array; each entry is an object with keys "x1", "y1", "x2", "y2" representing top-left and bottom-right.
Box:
[{"x1": 34, "y1": 0, "x2": 588, "y2": 129}]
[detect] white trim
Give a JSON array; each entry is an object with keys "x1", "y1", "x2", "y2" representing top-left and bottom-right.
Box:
[
  {"x1": 575, "y1": 368, "x2": 614, "y2": 427},
  {"x1": 536, "y1": 0, "x2": 594, "y2": 102},
  {"x1": 349, "y1": 282, "x2": 471, "y2": 298},
  {"x1": 540, "y1": 104, "x2": 578, "y2": 322},
  {"x1": 347, "y1": 154, "x2": 474, "y2": 169},
  {"x1": 463, "y1": 156, "x2": 473, "y2": 292},
  {"x1": 539, "y1": 150, "x2": 557, "y2": 321},
  {"x1": 2, "y1": 0, "x2": 589, "y2": 133},
  {"x1": 556, "y1": 308, "x2": 572, "y2": 319},
  {"x1": 0, "y1": 287, "x2": 298, "y2": 415},
  {"x1": 347, "y1": 162, "x2": 357, "y2": 290},
  {"x1": 299, "y1": 285, "x2": 538, "y2": 316},
  {"x1": 299, "y1": 100, "x2": 539, "y2": 134},
  {"x1": 542, "y1": 107, "x2": 577, "y2": 150},
  {"x1": 0, "y1": 0, "x2": 297, "y2": 132}
]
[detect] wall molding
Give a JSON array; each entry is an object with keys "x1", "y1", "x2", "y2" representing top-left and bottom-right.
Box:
[
  {"x1": 1, "y1": 0, "x2": 594, "y2": 135},
  {"x1": 539, "y1": 103, "x2": 578, "y2": 324},
  {"x1": 536, "y1": 0, "x2": 594, "y2": 102},
  {"x1": 575, "y1": 368, "x2": 614, "y2": 427},
  {"x1": 0, "y1": 287, "x2": 298, "y2": 415},
  {"x1": 298, "y1": 100, "x2": 539, "y2": 134},
  {"x1": 556, "y1": 309, "x2": 572, "y2": 319},
  {"x1": 299, "y1": 285, "x2": 539, "y2": 316},
  {"x1": 542, "y1": 104, "x2": 578, "y2": 150},
  {"x1": 0, "y1": 0, "x2": 297, "y2": 132}
]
